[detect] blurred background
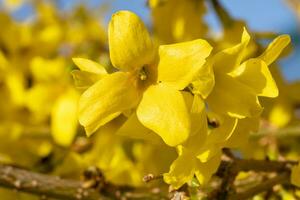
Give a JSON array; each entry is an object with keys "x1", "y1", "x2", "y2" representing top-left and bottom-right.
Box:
[{"x1": 2, "y1": 0, "x2": 299, "y2": 81}]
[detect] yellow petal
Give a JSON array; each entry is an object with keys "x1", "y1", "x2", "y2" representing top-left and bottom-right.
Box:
[
  {"x1": 30, "y1": 57, "x2": 65, "y2": 81},
  {"x1": 208, "y1": 74, "x2": 262, "y2": 118},
  {"x1": 182, "y1": 92, "x2": 207, "y2": 136},
  {"x1": 225, "y1": 117, "x2": 259, "y2": 148},
  {"x1": 269, "y1": 99, "x2": 293, "y2": 128},
  {"x1": 109, "y1": 11, "x2": 154, "y2": 71},
  {"x1": 51, "y1": 89, "x2": 79, "y2": 147},
  {"x1": 230, "y1": 58, "x2": 278, "y2": 97},
  {"x1": 213, "y1": 28, "x2": 250, "y2": 74},
  {"x1": 181, "y1": 93, "x2": 208, "y2": 151},
  {"x1": 71, "y1": 70, "x2": 104, "y2": 90},
  {"x1": 158, "y1": 39, "x2": 212, "y2": 90},
  {"x1": 117, "y1": 113, "x2": 163, "y2": 144},
  {"x1": 195, "y1": 151, "x2": 221, "y2": 185},
  {"x1": 79, "y1": 72, "x2": 140, "y2": 136},
  {"x1": 150, "y1": 0, "x2": 207, "y2": 43},
  {"x1": 164, "y1": 152, "x2": 196, "y2": 189},
  {"x1": 72, "y1": 58, "x2": 107, "y2": 75},
  {"x1": 207, "y1": 114, "x2": 238, "y2": 144},
  {"x1": 137, "y1": 84, "x2": 190, "y2": 146},
  {"x1": 196, "y1": 146, "x2": 219, "y2": 163},
  {"x1": 191, "y1": 61, "x2": 215, "y2": 99},
  {"x1": 258, "y1": 35, "x2": 291, "y2": 66}
]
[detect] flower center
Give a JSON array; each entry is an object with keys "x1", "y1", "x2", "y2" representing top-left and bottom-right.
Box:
[{"x1": 139, "y1": 65, "x2": 148, "y2": 81}]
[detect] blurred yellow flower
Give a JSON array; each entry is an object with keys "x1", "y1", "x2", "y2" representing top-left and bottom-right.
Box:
[{"x1": 149, "y1": 0, "x2": 207, "y2": 43}]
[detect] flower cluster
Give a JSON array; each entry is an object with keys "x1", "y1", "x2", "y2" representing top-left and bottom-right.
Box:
[
  {"x1": 74, "y1": 10, "x2": 290, "y2": 188},
  {"x1": 1, "y1": 1, "x2": 300, "y2": 198}
]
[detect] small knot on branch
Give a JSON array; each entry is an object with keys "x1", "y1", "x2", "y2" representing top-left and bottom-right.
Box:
[{"x1": 143, "y1": 174, "x2": 163, "y2": 183}]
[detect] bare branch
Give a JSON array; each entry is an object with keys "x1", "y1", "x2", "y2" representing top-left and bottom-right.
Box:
[
  {"x1": 0, "y1": 158, "x2": 297, "y2": 200},
  {"x1": 0, "y1": 163, "x2": 109, "y2": 200},
  {"x1": 228, "y1": 172, "x2": 290, "y2": 200}
]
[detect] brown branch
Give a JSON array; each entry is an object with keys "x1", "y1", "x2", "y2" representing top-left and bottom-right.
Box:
[
  {"x1": 228, "y1": 172, "x2": 290, "y2": 200},
  {"x1": 0, "y1": 163, "x2": 110, "y2": 200},
  {"x1": 233, "y1": 159, "x2": 296, "y2": 172},
  {"x1": 210, "y1": 0, "x2": 234, "y2": 28},
  {"x1": 209, "y1": 158, "x2": 296, "y2": 199},
  {"x1": 0, "y1": 158, "x2": 297, "y2": 200}
]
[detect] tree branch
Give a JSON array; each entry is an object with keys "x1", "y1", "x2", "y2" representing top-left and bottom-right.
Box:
[
  {"x1": 228, "y1": 172, "x2": 290, "y2": 200},
  {"x1": 0, "y1": 158, "x2": 297, "y2": 200},
  {"x1": 209, "y1": 158, "x2": 296, "y2": 199},
  {"x1": 231, "y1": 159, "x2": 296, "y2": 172},
  {"x1": 0, "y1": 163, "x2": 109, "y2": 200}
]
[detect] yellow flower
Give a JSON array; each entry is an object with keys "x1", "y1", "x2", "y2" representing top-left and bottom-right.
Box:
[
  {"x1": 149, "y1": 0, "x2": 207, "y2": 43},
  {"x1": 164, "y1": 146, "x2": 221, "y2": 189},
  {"x1": 206, "y1": 28, "x2": 290, "y2": 119},
  {"x1": 26, "y1": 57, "x2": 79, "y2": 147},
  {"x1": 164, "y1": 95, "x2": 227, "y2": 188},
  {"x1": 77, "y1": 10, "x2": 213, "y2": 146},
  {"x1": 51, "y1": 89, "x2": 79, "y2": 147},
  {"x1": 263, "y1": 65, "x2": 300, "y2": 128}
]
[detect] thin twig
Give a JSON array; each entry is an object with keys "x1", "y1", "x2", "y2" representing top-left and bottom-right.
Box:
[{"x1": 210, "y1": 0, "x2": 234, "y2": 28}]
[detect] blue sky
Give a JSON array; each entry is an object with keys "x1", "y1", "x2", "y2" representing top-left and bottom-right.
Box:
[{"x1": 2, "y1": 0, "x2": 300, "y2": 81}]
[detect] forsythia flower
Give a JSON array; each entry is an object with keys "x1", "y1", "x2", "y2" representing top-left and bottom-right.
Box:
[
  {"x1": 206, "y1": 28, "x2": 290, "y2": 119},
  {"x1": 77, "y1": 10, "x2": 213, "y2": 146},
  {"x1": 164, "y1": 28, "x2": 290, "y2": 189},
  {"x1": 164, "y1": 96, "x2": 223, "y2": 188},
  {"x1": 26, "y1": 57, "x2": 79, "y2": 147},
  {"x1": 149, "y1": 0, "x2": 208, "y2": 43},
  {"x1": 263, "y1": 65, "x2": 300, "y2": 128}
]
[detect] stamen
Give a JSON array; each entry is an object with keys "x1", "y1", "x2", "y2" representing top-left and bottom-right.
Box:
[
  {"x1": 207, "y1": 117, "x2": 220, "y2": 128},
  {"x1": 139, "y1": 66, "x2": 148, "y2": 81}
]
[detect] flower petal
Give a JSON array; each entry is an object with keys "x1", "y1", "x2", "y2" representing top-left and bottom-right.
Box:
[
  {"x1": 213, "y1": 28, "x2": 250, "y2": 74},
  {"x1": 71, "y1": 70, "x2": 103, "y2": 90},
  {"x1": 164, "y1": 152, "x2": 196, "y2": 189},
  {"x1": 225, "y1": 117, "x2": 259, "y2": 148},
  {"x1": 182, "y1": 92, "x2": 207, "y2": 136},
  {"x1": 258, "y1": 35, "x2": 291, "y2": 66},
  {"x1": 207, "y1": 74, "x2": 262, "y2": 118},
  {"x1": 137, "y1": 84, "x2": 190, "y2": 146},
  {"x1": 181, "y1": 93, "x2": 208, "y2": 151},
  {"x1": 195, "y1": 151, "x2": 221, "y2": 185},
  {"x1": 72, "y1": 58, "x2": 107, "y2": 89},
  {"x1": 109, "y1": 11, "x2": 154, "y2": 71},
  {"x1": 207, "y1": 114, "x2": 238, "y2": 144},
  {"x1": 72, "y1": 58, "x2": 107, "y2": 75},
  {"x1": 79, "y1": 72, "x2": 140, "y2": 136},
  {"x1": 230, "y1": 58, "x2": 278, "y2": 97},
  {"x1": 51, "y1": 89, "x2": 79, "y2": 147},
  {"x1": 117, "y1": 113, "x2": 164, "y2": 144},
  {"x1": 158, "y1": 39, "x2": 212, "y2": 90},
  {"x1": 191, "y1": 61, "x2": 215, "y2": 99},
  {"x1": 269, "y1": 99, "x2": 293, "y2": 128}
]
